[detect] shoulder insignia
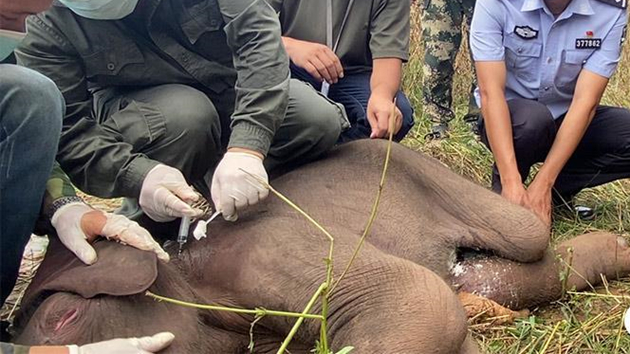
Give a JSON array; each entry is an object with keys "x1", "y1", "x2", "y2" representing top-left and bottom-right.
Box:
[{"x1": 593, "y1": 0, "x2": 627, "y2": 9}]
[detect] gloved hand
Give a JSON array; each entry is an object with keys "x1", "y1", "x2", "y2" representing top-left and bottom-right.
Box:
[
  {"x1": 51, "y1": 203, "x2": 170, "y2": 264},
  {"x1": 139, "y1": 164, "x2": 202, "y2": 222},
  {"x1": 211, "y1": 151, "x2": 269, "y2": 221},
  {"x1": 67, "y1": 332, "x2": 175, "y2": 354}
]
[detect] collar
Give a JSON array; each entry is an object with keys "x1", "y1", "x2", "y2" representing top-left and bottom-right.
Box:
[{"x1": 521, "y1": 0, "x2": 595, "y2": 15}]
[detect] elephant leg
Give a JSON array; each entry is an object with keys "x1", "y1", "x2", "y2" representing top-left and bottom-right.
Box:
[{"x1": 452, "y1": 232, "x2": 630, "y2": 310}]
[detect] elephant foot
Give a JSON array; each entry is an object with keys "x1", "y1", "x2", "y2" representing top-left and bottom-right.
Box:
[{"x1": 457, "y1": 292, "x2": 529, "y2": 325}]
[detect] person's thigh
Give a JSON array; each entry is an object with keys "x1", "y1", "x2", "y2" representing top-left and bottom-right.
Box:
[
  {"x1": 479, "y1": 99, "x2": 556, "y2": 191},
  {"x1": 0, "y1": 65, "x2": 63, "y2": 304},
  {"x1": 94, "y1": 84, "x2": 222, "y2": 190},
  {"x1": 266, "y1": 79, "x2": 347, "y2": 171},
  {"x1": 555, "y1": 106, "x2": 630, "y2": 197}
]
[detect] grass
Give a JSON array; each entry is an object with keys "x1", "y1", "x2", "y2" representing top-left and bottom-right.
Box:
[{"x1": 403, "y1": 7, "x2": 630, "y2": 353}]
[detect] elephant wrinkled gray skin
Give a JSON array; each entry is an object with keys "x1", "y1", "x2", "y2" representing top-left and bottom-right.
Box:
[{"x1": 12, "y1": 140, "x2": 630, "y2": 353}]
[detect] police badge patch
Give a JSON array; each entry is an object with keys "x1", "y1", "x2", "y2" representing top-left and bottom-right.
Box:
[{"x1": 514, "y1": 26, "x2": 539, "y2": 40}]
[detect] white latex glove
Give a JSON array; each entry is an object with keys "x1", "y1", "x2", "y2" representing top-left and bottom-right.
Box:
[
  {"x1": 139, "y1": 164, "x2": 201, "y2": 222},
  {"x1": 211, "y1": 151, "x2": 269, "y2": 221},
  {"x1": 67, "y1": 332, "x2": 175, "y2": 354},
  {"x1": 51, "y1": 203, "x2": 170, "y2": 264}
]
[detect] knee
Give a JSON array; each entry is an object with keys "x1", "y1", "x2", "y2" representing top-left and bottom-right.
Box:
[
  {"x1": 303, "y1": 102, "x2": 344, "y2": 151},
  {"x1": 0, "y1": 65, "x2": 63, "y2": 140},
  {"x1": 155, "y1": 85, "x2": 220, "y2": 147},
  {"x1": 291, "y1": 85, "x2": 344, "y2": 152},
  {"x1": 510, "y1": 99, "x2": 555, "y2": 141}
]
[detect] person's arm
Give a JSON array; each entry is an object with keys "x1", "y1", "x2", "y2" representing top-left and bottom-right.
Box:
[
  {"x1": 212, "y1": 0, "x2": 289, "y2": 220},
  {"x1": 367, "y1": 58, "x2": 403, "y2": 138},
  {"x1": 470, "y1": 0, "x2": 529, "y2": 205},
  {"x1": 217, "y1": 0, "x2": 289, "y2": 157},
  {"x1": 526, "y1": 71, "x2": 608, "y2": 224},
  {"x1": 526, "y1": 11, "x2": 626, "y2": 223},
  {"x1": 366, "y1": 0, "x2": 410, "y2": 138},
  {"x1": 1, "y1": 331, "x2": 174, "y2": 353},
  {"x1": 16, "y1": 13, "x2": 158, "y2": 199},
  {"x1": 476, "y1": 61, "x2": 528, "y2": 204},
  {"x1": 281, "y1": 36, "x2": 343, "y2": 84}
]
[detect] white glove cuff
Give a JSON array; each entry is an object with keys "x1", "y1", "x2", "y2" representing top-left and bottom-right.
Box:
[
  {"x1": 66, "y1": 345, "x2": 80, "y2": 354},
  {"x1": 224, "y1": 151, "x2": 264, "y2": 161}
]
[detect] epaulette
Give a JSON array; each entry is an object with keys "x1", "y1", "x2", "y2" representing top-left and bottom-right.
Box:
[{"x1": 594, "y1": 0, "x2": 627, "y2": 9}]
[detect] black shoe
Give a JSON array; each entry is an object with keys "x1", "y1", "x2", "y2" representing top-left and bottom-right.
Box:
[
  {"x1": 554, "y1": 201, "x2": 597, "y2": 221},
  {"x1": 463, "y1": 113, "x2": 481, "y2": 135},
  {"x1": 424, "y1": 123, "x2": 449, "y2": 140},
  {"x1": 0, "y1": 320, "x2": 12, "y2": 342},
  {"x1": 574, "y1": 205, "x2": 596, "y2": 221}
]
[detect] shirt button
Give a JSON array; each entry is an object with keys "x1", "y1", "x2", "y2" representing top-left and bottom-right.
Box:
[
  {"x1": 546, "y1": 57, "x2": 553, "y2": 64},
  {"x1": 517, "y1": 48, "x2": 523, "y2": 54},
  {"x1": 544, "y1": 86, "x2": 550, "y2": 91},
  {"x1": 107, "y1": 63, "x2": 116, "y2": 71}
]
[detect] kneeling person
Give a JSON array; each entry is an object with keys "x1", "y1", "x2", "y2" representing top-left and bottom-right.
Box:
[
  {"x1": 268, "y1": 0, "x2": 415, "y2": 142},
  {"x1": 17, "y1": 0, "x2": 348, "y2": 233},
  {"x1": 471, "y1": 0, "x2": 630, "y2": 224}
]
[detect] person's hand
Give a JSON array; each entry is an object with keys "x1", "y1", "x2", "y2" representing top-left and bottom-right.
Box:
[
  {"x1": 211, "y1": 149, "x2": 269, "y2": 222},
  {"x1": 526, "y1": 179, "x2": 553, "y2": 226},
  {"x1": 283, "y1": 37, "x2": 344, "y2": 84},
  {"x1": 139, "y1": 164, "x2": 202, "y2": 222},
  {"x1": 51, "y1": 203, "x2": 170, "y2": 264},
  {"x1": 367, "y1": 94, "x2": 402, "y2": 139},
  {"x1": 501, "y1": 182, "x2": 530, "y2": 209},
  {"x1": 67, "y1": 332, "x2": 175, "y2": 354}
]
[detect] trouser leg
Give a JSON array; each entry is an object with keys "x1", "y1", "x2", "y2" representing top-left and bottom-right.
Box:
[
  {"x1": 0, "y1": 65, "x2": 63, "y2": 304},
  {"x1": 421, "y1": 0, "x2": 463, "y2": 125},
  {"x1": 290, "y1": 65, "x2": 414, "y2": 143},
  {"x1": 95, "y1": 84, "x2": 222, "y2": 197},
  {"x1": 265, "y1": 79, "x2": 347, "y2": 171},
  {"x1": 479, "y1": 99, "x2": 556, "y2": 193},
  {"x1": 554, "y1": 106, "x2": 630, "y2": 199}
]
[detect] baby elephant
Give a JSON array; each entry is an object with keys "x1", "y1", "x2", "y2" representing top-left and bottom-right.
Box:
[{"x1": 11, "y1": 140, "x2": 630, "y2": 353}]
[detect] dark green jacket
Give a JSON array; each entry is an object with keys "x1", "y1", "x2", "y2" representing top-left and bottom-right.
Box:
[{"x1": 16, "y1": 0, "x2": 289, "y2": 198}]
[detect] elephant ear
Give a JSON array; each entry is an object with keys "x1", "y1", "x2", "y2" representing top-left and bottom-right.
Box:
[{"x1": 20, "y1": 237, "x2": 158, "y2": 311}]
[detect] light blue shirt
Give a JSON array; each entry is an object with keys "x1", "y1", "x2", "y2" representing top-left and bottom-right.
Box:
[{"x1": 470, "y1": 0, "x2": 628, "y2": 118}]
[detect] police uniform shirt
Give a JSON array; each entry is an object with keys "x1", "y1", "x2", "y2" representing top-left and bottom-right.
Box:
[{"x1": 470, "y1": 0, "x2": 628, "y2": 118}]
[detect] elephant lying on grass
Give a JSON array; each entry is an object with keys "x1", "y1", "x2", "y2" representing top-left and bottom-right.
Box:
[{"x1": 12, "y1": 140, "x2": 630, "y2": 353}]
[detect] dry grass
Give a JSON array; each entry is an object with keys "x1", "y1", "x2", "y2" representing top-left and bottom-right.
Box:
[{"x1": 403, "y1": 7, "x2": 630, "y2": 353}]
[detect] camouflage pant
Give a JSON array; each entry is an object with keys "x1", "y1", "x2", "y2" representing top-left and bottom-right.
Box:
[{"x1": 421, "y1": 0, "x2": 477, "y2": 125}]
